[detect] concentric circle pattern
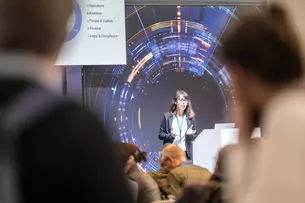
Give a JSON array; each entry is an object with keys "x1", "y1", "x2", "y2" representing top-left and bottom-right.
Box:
[{"x1": 84, "y1": 5, "x2": 261, "y2": 171}]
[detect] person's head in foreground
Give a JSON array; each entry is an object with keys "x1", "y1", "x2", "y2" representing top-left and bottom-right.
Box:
[
  {"x1": 0, "y1": 0, "x2": 73, "y2": 83},
  {"x1": 161, "y1": 144, "x2": 187, "y2": 171},
  {"x1": 222, "y1": 4, "x2": 303, "y2": 139},
  {"x1": 0, "y1": 0, "x2": 73, "y2": 57}
]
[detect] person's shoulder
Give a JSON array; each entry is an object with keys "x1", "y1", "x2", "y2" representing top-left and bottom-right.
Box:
[
  {"x1": 198, "y1": 166, "x2": 212, "y2": 176},
  {"x1": 25, "y1": 98, "x2": 105, "y2": 138},
  {"x1": 125, "y1": 178, "x2": 139, "y2": 202},
  {"x1": 56, "y1": 102, "x2": 96, "y2": 118},
  {"x1": 143, "y1": 171, "x2": 156, "y2": 180},
  {"x1": 195, "y1": 165, "x2": 210, "y2": 171},
  {"x1": 126, "y1": 177, "x2": 138, "y2": 189},
  {"x1": 191, "y1": 165, "x2": 211, "y2": 173},
  {"x1": 263, "y1": 85, "x2": 305, "y2": 139},
  {"x1": 138, "y1": 170, "x2": 159, "y2": 188},
  {"x1": 146, "y1": 170, "x2": 157, "y2": 179},
  {"x1": 190, "y1": 115, "x2": 196, "y2": 119},
  {"x1": 170, "y1": 165, "x2": 185, "y2": 174},
  {"x1": 137, "y1": 172, "x2": 161, "y2": 201},
  {"x1": 164, "y1": 112, "x2": 171, "y2": 117},
  {"x1": 265, "y1": 84, "x2": 305, "y2": 120},
  {"x1": 176, "y1": 164, "x2": 210, "y2": 174},
  {"x1": 148, "y1": 169, "x2": 169, "y2": 179},
  {"x1": 143, "y1": 174, "x2": 160, "y2": 193},
  {"x1": 27, "y1": 86, "x2": 96, "y2": 125},
  {"x1": 168, "y1": 166, "x2": 187, "y2": 182},
  {"x1": 50, "y1": 101, "x2": 101, "y2": 125}
]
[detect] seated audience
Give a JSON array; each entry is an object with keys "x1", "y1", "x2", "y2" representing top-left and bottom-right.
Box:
[
  {"x1": 113, "y1": 141, "x2": 139, "y2": 202},
  {"x1": 147, "y1": 165, "x2": 169, "y2": 198},
  {"x1": 147, "y1": 145, "x2": 171, "y2": 198},
  {"x1": 176, "y1": 144, "x2": 237, "y2": 203},
  {"x1": 162, "y1": 144, "x2": 211, "y2": 196},
  {"x1": 124, "y1": 143, "x2": 161, "y2": 203}
]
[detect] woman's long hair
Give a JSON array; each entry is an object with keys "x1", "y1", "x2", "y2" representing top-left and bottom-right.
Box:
[{"x1": 170, "y1": 90, "x2": 195, "y2": 118}]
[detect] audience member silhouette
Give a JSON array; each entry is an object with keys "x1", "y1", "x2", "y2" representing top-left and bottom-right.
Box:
[
  {"x1": 124, "y1": 143, "x2": 161, "y2": 203},
  {"x1": 0, "y1": 0, "x2": 134, "y2": 202},
  {"x1": 162, "y1": 144, "x2": 211, "y2": 196}
]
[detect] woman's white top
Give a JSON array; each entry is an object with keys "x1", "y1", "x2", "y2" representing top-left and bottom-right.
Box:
[{"x1": 172, "y1": 114, "x2": 188, "y2": 151}]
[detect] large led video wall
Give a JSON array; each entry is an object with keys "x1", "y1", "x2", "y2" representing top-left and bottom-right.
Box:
[{"x1": 83, "y1": 5, "x2": 262, "y2": 171}]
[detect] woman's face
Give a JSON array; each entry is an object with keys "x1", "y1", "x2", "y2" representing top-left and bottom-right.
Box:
[{"x1": 176, "y1": 95, "x2": 188, "y2": 112}]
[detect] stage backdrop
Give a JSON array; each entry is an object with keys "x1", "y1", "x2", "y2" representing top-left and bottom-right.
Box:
[{"x1": 82, "y1": 5, "x2": 262, "y2": 171}]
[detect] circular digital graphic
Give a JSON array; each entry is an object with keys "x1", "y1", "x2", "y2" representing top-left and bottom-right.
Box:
[
  {"x1": 66, "y1": 1, "x2": 82, "y2": 42},
  {"x1": 84, "y1": 5, "x2": 261, "y2": 171}
]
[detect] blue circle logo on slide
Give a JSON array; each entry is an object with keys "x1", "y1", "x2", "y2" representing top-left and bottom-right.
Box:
[{"x1": 66, "y1": 1, "x2": 82, "y2": 42}]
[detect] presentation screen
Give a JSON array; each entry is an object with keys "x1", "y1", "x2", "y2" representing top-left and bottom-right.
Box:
[
  {"x1": 56, "y1": 0, "x2": 126, "y2": 66},
  {"x1": 82, "y1": 5, "x2": 263, "y2": 171}
]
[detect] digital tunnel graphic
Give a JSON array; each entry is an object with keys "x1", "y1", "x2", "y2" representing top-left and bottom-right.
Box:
[{"x1": 83, "y1": 5, "x2": 261, "y2": 171}]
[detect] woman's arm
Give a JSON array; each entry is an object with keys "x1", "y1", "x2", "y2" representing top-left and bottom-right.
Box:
[
  {"x1": 186, "y1": 116, "x2": 197, "y2": 141},
  {"x1": 192, "y1": 116, "x2": 196, "y2": 131},
  {"x1": 158, "y1": 114, "x2": 173, "y2": 141}
]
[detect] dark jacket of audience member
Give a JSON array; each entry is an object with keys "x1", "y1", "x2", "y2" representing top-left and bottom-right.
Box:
[
  {"x1": 10, "y1": 68, "x2": 135, "y2": 203},
  {"x1": 0, "y1": 0, "x2": 134, "y2": 202}
]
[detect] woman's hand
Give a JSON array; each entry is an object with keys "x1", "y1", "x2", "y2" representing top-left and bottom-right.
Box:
[
  {"x1": 171, "y1": 128, "x2": 178, "y2": 138},
  {"x1": 186, "y1": 125, "x2": 196, "y2": 135}
]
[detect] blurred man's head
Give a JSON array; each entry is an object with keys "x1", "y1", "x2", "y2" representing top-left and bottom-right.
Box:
[
  {"x1": 222, "y1": 4, "x2": 303, "y2": 131},
  {"x1": 0, "y1": 0, "x2": 73, "y2": 58},
  {"x1": 159, "y1": 144, "x2": 169, "y2": 169},
  {"x1": 161, "y1": 144, "x2": 187, "y2": 171}
]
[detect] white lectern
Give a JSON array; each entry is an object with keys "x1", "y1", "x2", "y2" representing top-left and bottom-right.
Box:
[{"x1": 193, "y1": 127, "x2": 261, "y2": 172}]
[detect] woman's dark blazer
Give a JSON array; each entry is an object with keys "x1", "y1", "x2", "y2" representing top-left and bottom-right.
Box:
[{"x1": 158, "y1": 112, "x2": 197, "y2": 159}]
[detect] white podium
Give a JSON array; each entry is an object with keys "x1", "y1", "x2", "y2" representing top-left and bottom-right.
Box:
[{"x1": 193, "y1": 126, "x2": 261, "y2": 172}]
